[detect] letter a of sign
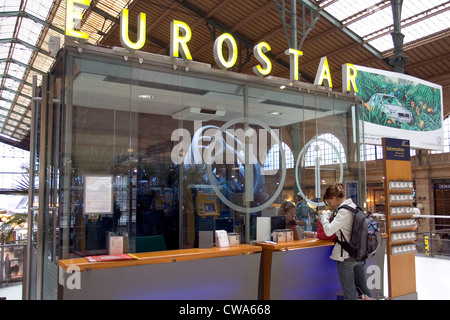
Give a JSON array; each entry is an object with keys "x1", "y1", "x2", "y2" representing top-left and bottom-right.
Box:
[
  {"x1": 314, "y1": 57, "x2": 333, "y2": 88},
  {"x1": 66, "y1": 0, "x2": 91, "y2": 39},
  {"x1": 120, "y1": 9, "x2": 146, "y2": 51}
]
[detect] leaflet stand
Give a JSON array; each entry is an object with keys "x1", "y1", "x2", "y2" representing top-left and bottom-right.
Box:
[{"x1": 382, "y1": 138, "x2": 417, "y2": 299}]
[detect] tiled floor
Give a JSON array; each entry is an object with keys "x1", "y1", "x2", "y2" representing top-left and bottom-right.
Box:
[{"x1": 1, "y1": 255, "x2": 449, "y2": 300}]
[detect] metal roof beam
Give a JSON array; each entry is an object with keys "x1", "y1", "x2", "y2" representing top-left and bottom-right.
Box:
[
  {"x1": 0, "y1": 58, "x2": 46, "y2": 75},
  {"x1": 301, "y1": 0, "x2": 384, "y2": 61},
  {"x1": 0, "y1": 11, "x2": 65, "y2": 35},
  {"x1": 1, "y1": 87, "x2": 32, "y2": 102},
  {"x1": 172, "y1": 0, "x2": 314, "y2": 82},
  {"x1": 0, "y1": 38, "x2": 53, "y2": 59},
  {"x1": 90, "y1": 6, "x2": 169, "y2": 52},
  {"x1": 0, "y1": 98, "x2": 31, "y2": 116},
  {"x1": 0, "y1": 74, "x2": 33, "y2": 88}
]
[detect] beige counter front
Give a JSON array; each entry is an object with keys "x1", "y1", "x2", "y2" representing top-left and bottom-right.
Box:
[{"x1": 58, "y1": 245, "x2": 262, "y2": 300}]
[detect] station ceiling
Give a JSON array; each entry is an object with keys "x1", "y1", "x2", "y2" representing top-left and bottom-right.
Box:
[{"x1": 1, "y1": 0, "x2": 449, "y2": 150}]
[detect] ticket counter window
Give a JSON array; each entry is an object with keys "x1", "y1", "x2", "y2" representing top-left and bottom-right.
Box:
[{"x1": 36, "y1": 45, "x2": 365, "y2": 263}]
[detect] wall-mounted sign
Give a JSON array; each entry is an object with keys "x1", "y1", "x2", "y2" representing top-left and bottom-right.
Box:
[{"x1": 383, "y1": 138, "x2": 411, "y2": 161}]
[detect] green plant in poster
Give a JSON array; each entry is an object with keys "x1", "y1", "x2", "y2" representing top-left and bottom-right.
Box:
[{"x1": 356, "y1": 70, "x2": 442, "y2": 131}]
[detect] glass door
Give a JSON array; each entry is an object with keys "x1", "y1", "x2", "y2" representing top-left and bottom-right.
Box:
[{"x1": 25, "y1": 71, "x2": 62, "y2": 300}]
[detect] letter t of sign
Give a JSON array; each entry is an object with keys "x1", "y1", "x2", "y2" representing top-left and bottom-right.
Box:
[{"x1": 285, "y1": 48, "x2": 303, "y2": 81}]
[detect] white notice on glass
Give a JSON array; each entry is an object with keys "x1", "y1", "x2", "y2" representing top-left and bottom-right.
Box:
[{"x1": 84, "y1": 175, "x2": 113, "y2": 214}]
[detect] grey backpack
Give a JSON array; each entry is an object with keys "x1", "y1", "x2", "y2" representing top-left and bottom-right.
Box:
[{"x1": 336, "y1": 204, "x2": 382, "y2": 261}]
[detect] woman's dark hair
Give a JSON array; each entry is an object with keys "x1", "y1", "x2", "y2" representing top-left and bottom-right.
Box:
[{"x1": 323, "y1": 182, "x2": 345, "y2": 200}]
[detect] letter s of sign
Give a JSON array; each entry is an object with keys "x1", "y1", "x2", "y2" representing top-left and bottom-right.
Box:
[{"x1": 253, "y1": 42, "x2": 272, "y2": 77}]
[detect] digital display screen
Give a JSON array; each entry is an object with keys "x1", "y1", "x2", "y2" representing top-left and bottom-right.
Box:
[
  {"x1": 204, "y1": 203, "x2": 216, "y2": 213},
  {"x1": 271, "y1": 216, "x2": 287, "y2": 232}
]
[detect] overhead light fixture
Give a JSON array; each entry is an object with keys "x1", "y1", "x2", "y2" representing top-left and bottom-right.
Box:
[
  {"x1": 138, "y1": 94, "x2": 154, "y2": 100},
  {"x1": 172, "y1": 107, "x2": 226, "y2": 121},
  {"x1": 269, "y1": 111, "x2": 282, "y2": 116}
]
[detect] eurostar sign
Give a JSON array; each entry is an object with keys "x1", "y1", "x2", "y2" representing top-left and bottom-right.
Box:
[{"x1": 66, "y1": 0, "x2": 359, "y2": 93}]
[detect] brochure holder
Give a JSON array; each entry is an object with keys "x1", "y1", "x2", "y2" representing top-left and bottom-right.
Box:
[{"x1": 382, "y1": 138, "x2": 417, "y2": 299}]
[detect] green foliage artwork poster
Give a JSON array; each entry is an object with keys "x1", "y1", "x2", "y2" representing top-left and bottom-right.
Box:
[{"x1": 354, "y1": 65, "x2": 443, "y2": 151}]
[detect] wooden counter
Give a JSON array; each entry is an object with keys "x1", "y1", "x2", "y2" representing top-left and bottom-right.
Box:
[
  {"x1": 256, "y1": 237, "x2": 386, "y2": 300},
  {"x1": 58, "y1": 245, "x2": 262, "y2": 300},
  {"x1": 58, "y1": 244, "x2": 261, "y2": 272},
  {"x1": 257, "y1": 238, "x2": 335, "y2": 251},
  {"x1": 257, "y1": 238, "x2": 335, "y2": 300}
]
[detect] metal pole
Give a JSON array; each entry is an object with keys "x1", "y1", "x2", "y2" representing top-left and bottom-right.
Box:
[
  {"x1": 36, "y1": 74, "x2": 49, "y2": 300},
  {"x1": 390, "y1": 0, "x2": 408, "y2": 73},
  {"x1": 23, "y1": 75, "x2": 40, "y2": 300},
  {"x1": 292, "y1": 0, "x2": 297, "y2": 50},
  {"x1": 244, "y1": 84, "x2": 251, "y2": 244}
]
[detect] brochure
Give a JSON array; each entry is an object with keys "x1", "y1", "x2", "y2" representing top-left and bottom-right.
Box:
[{"x1": 85, "y1": 253, "x2": 138, "y2": 262}]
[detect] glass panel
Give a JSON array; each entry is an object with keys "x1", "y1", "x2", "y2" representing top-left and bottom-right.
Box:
[
  {"x1": 59, "y1": 49, "x2": 135, "y2": 257},
  {"x1": 51, "y1": 46, "x2": 365, "y2": 258}
]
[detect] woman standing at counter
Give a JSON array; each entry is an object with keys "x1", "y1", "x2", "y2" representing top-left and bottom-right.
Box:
[{"x1": 321, "y1": 183, "x2": 372, "y2": 300}]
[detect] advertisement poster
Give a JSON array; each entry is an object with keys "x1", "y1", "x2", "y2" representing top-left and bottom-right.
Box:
[{"x1": 354, "y1": 65, "x2": 443, "y2": 151}]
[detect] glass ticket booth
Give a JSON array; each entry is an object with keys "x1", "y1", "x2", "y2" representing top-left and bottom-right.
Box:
[{"x1": 26, "y1": 42, "x2": 365, "y2": 299}]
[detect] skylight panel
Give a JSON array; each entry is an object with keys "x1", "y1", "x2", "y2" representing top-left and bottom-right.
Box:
[
  {"x1": 2, "y1": 90, "x2": 16, "y2": 101},
  {"x1": 0, "y1": 44, "x2": 10, "y2": 60},
  {"x1": 0, "y1": 101, "x2": 11, "y2": 110},
  {"x1": 11, "y1": 44, "x2": 34, "y2": 65},
  {"x1": 17, "y1": 18, "x2": 44, "y2": 45},
  {"x1": 3, "y1": 78, "x2": 20, "y2": 92},
  {"x1": 402, "y1": 12, "x2": 450, "y2": 43},
  {"x1": 0, "y1": 0, "x2": 21, "y2": 12},
  {"x1": 347, "y1": 6, "x2": 392, "y2": 40},
  {"x1": 7, "y1": 63, "x2": 26, "y2": 80},
  {"x1": 24, "y1": 0, "x2": 53, "y2": 20},
  {"x1": 402, "y1": 0, "x2": 448, "y2": 20},
  {"x1": 369, "y1": 37, "x2": 392, "y2": 53},
  {"x1": 321, "y1": 0, "x2": 382, "y2": 21},
  {"x1": 0, "y1": 17, "x2": 18, "y2": 39}
]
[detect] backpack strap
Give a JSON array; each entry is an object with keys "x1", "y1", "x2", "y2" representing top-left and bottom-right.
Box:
[
  {"x1": 335, "y1": 203, "x2": 359, "y2": 257},
  {"x1": 338, "y1": 204, "x2": 360, "y2": 213}
]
